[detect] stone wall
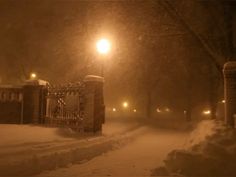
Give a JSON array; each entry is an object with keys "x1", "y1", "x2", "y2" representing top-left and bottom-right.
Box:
[
  {"x1": 0, "y1": 86, "x2": 23, "y2": 124},
  {"x1": 0, "y1": 76, "x2": 105, "y2": 132},
  {"x1": 83, "y1": 75, "x2": 105, "y2": 132},
  {"x1": 224, "y1": 61, "x2": 236, "y2": 127}
]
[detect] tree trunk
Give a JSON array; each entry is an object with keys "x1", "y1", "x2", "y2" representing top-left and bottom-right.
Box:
[
  {"x1": 210, "y1": 101, "x2": 217, "y2": 119},
  {"x1": 209, "y1": 65, "x2": 221, "y2": 119},
  {"x1": 186, "y1": 107, "x2": 192, "y2": 122},
  {"x1": 146, "y1": 90, "x2": 152, "y2": 119},
  {"x1": 224, "y1": 1, "x2": 234, "y2": 61},
  {"x1": 209, "y1": 80, "x2": 217, "y2": 119},
  {"x1": 186, "y1": 95, "x2": 192, "y2": 122},
  {"x1": 186, "y1": 77, "x2": 193, "y2": 122}
]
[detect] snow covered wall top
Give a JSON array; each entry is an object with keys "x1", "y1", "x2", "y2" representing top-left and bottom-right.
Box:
[
  {"x1": 84, "y1": 75, "x2": 104, "y2": 83},
  {"x1": 224, "y1": 61, "x2": 236, "y2": 71}
]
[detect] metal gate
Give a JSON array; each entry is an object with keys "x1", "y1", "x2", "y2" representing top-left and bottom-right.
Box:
[{"x1": 45, "y1": 82, "x2": 85, "y2": 131}]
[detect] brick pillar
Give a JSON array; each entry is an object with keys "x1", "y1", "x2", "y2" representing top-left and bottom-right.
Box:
[
  {"x1": 23, "y1": 80, "x2": 48, "y2": 124},
  {"x1": 83, "y1": 75, "x2": 105, "y2": 132},
  {"x1": 223, "y1": 62, "x2": 236, "y2": 127}
]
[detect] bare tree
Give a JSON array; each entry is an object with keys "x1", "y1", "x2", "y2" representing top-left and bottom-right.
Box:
[{"x1": 158, "y1": 0, "x2": 235, "y2": 119}]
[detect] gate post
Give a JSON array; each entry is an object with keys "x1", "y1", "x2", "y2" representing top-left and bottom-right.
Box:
[
  {"x1": 223, "y1": 62, "x2": 236, "y2": 127},
  {"x1": 83, "y1": 75, "x2": 105, "y2": 132},
  {"x1": 23, "y1": 80, "x2": 48, "y2": 124}
]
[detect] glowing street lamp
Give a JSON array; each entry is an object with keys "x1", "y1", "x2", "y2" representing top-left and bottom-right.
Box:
[
  {"x1": 30, "y1": 73, "x2": 37, "y2": 80},
  {"x1": 96, "y1": 38, "x2": 111, "y2": 77},
  {"x1": 112, "y1": 108, "x2": 116, "y2": 112},
  {"x1": 122, "y1": 102, "x2": 128, "y2": 108},
  {"x1": 96, "y1": 38, "x2": 111, "y2": 55}
]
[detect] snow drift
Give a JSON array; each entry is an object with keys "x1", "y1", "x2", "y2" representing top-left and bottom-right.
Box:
[{"x1": 152, "y1": 120, "x2": 236, "y2": 176}]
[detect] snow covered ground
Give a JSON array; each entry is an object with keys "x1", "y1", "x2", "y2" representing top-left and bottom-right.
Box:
[
  {"x1": 1, "y1": 118, "x2": 233, "y2": 177},
  {"x1": 31, "y1": 128, "x2": 189, "y2": 177},
  {"x1": 0, "y1": 119, "x2": 142, "y2": 176},
  {"x1": 0, "y1": 120, "x2": 140, "y2": 147}
]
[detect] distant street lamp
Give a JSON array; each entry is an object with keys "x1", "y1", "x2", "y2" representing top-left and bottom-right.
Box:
[
  {"x1": 122, "y1": 101, "x2": 128, "y2": 108},
  {"x1": 203, "y1": 110, "x2": 211, "y2": 115},
  {"x1": 165, "y1": 107, "x2": 170, "y2": 112},
  {"x1": 96, "y1": 38, "x2": 111, "y2": 77},
  {"x1": 30, "y1": 73, "x2": 37, "y2": 80}
]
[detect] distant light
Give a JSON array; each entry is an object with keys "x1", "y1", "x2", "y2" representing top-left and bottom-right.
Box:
[
  {"x1": 165, "y1": 108, "x2": 170, "y2": 112},
  {"x1": 122, "y1": 102, "x2": 128, "y2": 108},
  {"x1": 96, "y1": 38, "x2": 111, "y2": 54},
  {"x1": 203, "y1": 110, "x2": 211, "y2": 115},
  {"x1": 30, "y1": 73, "x2": 37, "y2": 79},
  {"x1": 112, "y1": 108, "x2": 116, "y2": 112},
  {"x1": 221, "y1": 100, "x2": 225, "y2": 103},
  {"x1": 133, "y1": 109, "x2": 137, "y2": 113},
  {"x1": 156, "y1": 108, "x2": 161, "y2": 113},
  {"x1": 184, "y1": 110, "x2": 187, "y2": 114}
]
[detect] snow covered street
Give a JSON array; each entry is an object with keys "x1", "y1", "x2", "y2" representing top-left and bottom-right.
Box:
[{"x1": 33, "y1": 127, "x2": 189, "y2": 177}]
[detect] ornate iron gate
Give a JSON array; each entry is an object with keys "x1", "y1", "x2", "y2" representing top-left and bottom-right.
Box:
[{"x1": 45, "y1": 82, "x2": 85, "y2": 131}]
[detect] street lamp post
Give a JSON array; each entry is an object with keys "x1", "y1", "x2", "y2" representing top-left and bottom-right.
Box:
[
  {"x1": 96, "y1": 38, "x2": 111, "y2": 77},
  {"x1": 101, "y1": 60, "x2": 104, "y2": 77}
]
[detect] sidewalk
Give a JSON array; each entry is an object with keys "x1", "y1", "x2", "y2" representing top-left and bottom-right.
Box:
[{"x1": 0, "y1": 120, "x2": 143, "y2": 176}]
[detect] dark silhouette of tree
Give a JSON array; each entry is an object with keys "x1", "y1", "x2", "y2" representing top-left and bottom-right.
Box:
[{"x1": 157, "y1": 0, "x2": 236, "y2": 119}]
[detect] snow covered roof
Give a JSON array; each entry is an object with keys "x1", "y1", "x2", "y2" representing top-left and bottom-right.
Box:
[
  {"x1": 84, "y1": 75, "x2": 104, "y2": 83},
  {"x1": 224, "y1": 61, "x2": 236, "y2": 71},
  {"x1": 24, "y1": 79, "x2": 49, "y2": 86},
  {"x1": 0, "y1": 85, "x2": 22, "y2": 89}
]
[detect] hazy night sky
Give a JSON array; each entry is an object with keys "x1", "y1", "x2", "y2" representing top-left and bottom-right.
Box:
[{"x1": 0, "y1": 0, "x2": 235, "y2": 114}]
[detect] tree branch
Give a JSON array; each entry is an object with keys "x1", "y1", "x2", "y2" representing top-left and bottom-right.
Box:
[{"x1": 158, "y1": 0, "x2": 224, "y2": 73}]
